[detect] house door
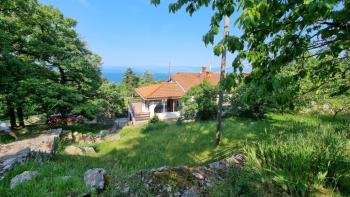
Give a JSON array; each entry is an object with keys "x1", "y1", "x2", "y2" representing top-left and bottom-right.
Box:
[{"x1": 167, "y1": 99, "x2": 174, "y2": 112}]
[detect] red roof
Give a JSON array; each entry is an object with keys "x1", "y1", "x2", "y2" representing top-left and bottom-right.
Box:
[
  {"x1": 135, "y1": 81, "x2": 184, "y2": 100},
  {"x1": 134, "y1": 65, "x2": 240, "y2": 100},
  {"x1": 171, "y1": 71, "x2": 220, "y2": 91}
]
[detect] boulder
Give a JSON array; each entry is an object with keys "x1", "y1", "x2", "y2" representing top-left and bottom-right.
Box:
[
  {"x1": 0, "y1": 130, "x2": 61, "y2": 180},
  {"x1": 182, "y1": 187, "x2": 198, "y2": 197},
  {"x1": 192, "y1": 172, "x2": 204, "y2": 180},
  {"x1": 0, "y1": 121, "x2": 10, "y2": 132},
  {"x1": 64, "y1": 145, "x2": 83, "y2": 155},
  {"x1": 10, "y1": 171, "x2": 39, "y2": 189},
  {"x1": 0, "y1": 148, "x2": 31, "y2": 180},
  {"x1": 84, "y1": 168, "x2": 106, "y2": 190},
  {"x1": 82, "y1": 147, "x2": 96, "y2": 154},
  {"x1": 115, "y1": 154, "x2": 245, "y2": 196},
  {"x1": 207, "y1": 153, "x2": 244, "y2": 170},
  {"x1": 73, "y1": 132, "x2": 83, "y2": 142}
]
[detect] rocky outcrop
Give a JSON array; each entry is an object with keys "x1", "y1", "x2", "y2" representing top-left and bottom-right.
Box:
[
  {"x1": 116, "y1": 154, "x2": 245, "y2": 196},
  {"x1": 63, "y1": 145, "x2": 96, "y2": 155},
  {"x1": 84, "y1": 168, "x2": 106, "y2": 190},
  {"x1": 0, "y1": 129, "x2": 62, "y2": 180},
  {"x1": 64, "y1": 145, "x2": 84, "y2": 155},
  {"x1": 10, "y1": 171, "x2": 39, "y2": 189}
]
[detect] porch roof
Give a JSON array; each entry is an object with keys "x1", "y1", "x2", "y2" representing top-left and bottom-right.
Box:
[{"x1": 135, "y1": 81, "x2": 184, "y2": 100}]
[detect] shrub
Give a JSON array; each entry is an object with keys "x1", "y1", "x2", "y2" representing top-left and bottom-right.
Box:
[
  {"x1": 142, "y1": 115, "x2": 167, "y2": 132},
  {"x1": 229, "y1": 85, "x2": 268, "y2": 119},
  {"x1": 242, "y1": 129, "x2": 350, "y2": 196},
  {"x1": 180, "y1": 81, "x2": 217, "y2": 121},
  {"x1": 149, "y1": 115, "x2": 160, "y2": 124}
]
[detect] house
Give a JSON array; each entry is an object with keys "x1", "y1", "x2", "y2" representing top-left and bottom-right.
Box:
[{"x1": 128, "y1": 65, "x2": 220, "y2": 124}]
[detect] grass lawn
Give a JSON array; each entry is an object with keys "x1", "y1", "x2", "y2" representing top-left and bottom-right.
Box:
[{"x1": 0, "y1": 113, "x2": 349, "y2": 196}]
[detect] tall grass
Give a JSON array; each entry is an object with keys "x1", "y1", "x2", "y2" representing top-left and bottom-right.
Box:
[{"x1": 214, "y1": 127, "x2": 350, "y2": 196}]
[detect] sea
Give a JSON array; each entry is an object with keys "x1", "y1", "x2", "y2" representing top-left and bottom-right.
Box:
[
  {"x1": 102, "y1": 72, "x2": 170, "y2": 83},
  {"x1": 101, "y1": 65, "x2": 205, "y2": 83}
]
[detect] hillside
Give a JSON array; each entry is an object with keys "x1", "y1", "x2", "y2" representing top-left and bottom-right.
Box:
[{"x1": 1, "y1": 113, "x2": 349, "y2": 196}]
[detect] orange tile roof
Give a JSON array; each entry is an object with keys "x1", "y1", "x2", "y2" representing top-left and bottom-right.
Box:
[
  {"x1": 171, "y1": 72, "x2": 220, "y2": 91},
  {"x1": 135, "y1": 81, "x2": 184, "y2": 100}
]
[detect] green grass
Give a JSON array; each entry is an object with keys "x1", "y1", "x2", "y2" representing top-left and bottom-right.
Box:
[{"x1": 0, "y1": 113, "x2": 349, "y2": 196}]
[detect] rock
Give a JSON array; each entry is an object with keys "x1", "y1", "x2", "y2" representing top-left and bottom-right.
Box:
[
  {"x1": 0, "y1": 130, "x2": 61, "y2": 180},
  {"x1": 10, "y1": 171, "x2": 39, "y2": 189},
  {"x1": 82, "y1": 147, "x2": 96, "y2": 154},
  {"x1": 226, "y1": 153, "x2": 245, "y2": 166},
  {"x1": 64, "y1": 145, "x2": 83, "y2": 155},
  {"x1": 64, "y1": 131, "x2": 74, "y2": 143},
  {"x1": 0, "y1": 121, "x2": 10, "y2": 132},
  {"x1": 73, "y1": 132, "x2": 83, "y2": 142},
  {"x1": 192, "y1": 172, "x2": 204, "y2": 180},
  {"x1": 115, "y1": 154, "x2": 245, "y2": 196},
  {"x1": 81, "y1": 133, "x2": 97, "y2": 144},
  {"x1": 182, "y1": 187, "x2": 198, "y2": 197},
  {"x1": 84, "y1": 168, "x2": 106, "y2": 190},
  {"x1": 98, "y1": 130, "x2": 110, "y2": 138},
  {"x1": 207, "y1": 153, "x2": 245, "y2": 170},
  {"x1": 0, "y1": 148, "x2": 31, "y2": 180}
]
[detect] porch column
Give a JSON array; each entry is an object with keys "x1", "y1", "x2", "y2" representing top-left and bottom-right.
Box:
[{"x1": 162, "y1": 99, "x2": 166, "y2": 113}]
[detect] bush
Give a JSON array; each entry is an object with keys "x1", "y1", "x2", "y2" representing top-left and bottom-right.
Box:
[
  {"x1": 229, "y1": 85, "x2": 268, "y2": 119},
  {"x1": 142, "y1": 115, "x2": 167, "y2": 132},
  {"x1": 149, "y1": 115, "x2": 160, "y2": 124},
  {"x1": 180, "y1": 81, "x2": 217, "y2": 121},
  {"x1": 242, "y1": 129, "x2": 350, "y2": 196}
]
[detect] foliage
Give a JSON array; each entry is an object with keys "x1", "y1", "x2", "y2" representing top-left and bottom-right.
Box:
[
  {"x1": 122, "y1": 68, "x2": 140, "y2": 97},
  {"x1": 143, "y1": 115, "x2": 168, "y2": 132},
  {"x1": 140, "y1": 71, "x2": 155, "y2": 85},
  {"x1": 229, "y1": 84, "x2": 267, "y2": 119},
  {"x1": 1, "y1": 113, "x2": 349, "y2": 196},
  {"x1": 152, "y1": 0, "x2": 350, "y2": 118},
  {"x1": 149, "y1": 115, "x2": 160, "y2": 124},
  {"x1": 180, "y1": 81, "x2": 218, "y2": 121},
  {"x1": 243, "y1": 129, "x2": 349, "y2": 196},
  {"x1": 95, "y1": 79, "x2": 126, "y2": 117},
  {"x1": 0, "y1": 0, "x2": 106, "y2": 126}
]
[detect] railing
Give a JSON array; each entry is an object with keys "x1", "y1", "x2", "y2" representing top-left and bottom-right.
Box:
[
  {"x1": 128, "y1": 99, "x2": 150, "y2": 124},
  {"x1": 128, "y1": 97, "x2": 142, "y2": 104}
]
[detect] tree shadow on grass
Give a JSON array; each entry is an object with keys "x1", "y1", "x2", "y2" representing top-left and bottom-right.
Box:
[{"x1": 2, "y1": 113, "x2": 348, "y2": 196}]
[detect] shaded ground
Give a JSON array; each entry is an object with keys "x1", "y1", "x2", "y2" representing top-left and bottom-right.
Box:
[
  {"x1": 0, "y1": 113, "x2": 349, "y2": 196},
  {"x1": 0, "y1": 123, "x2": 110, "y2": 144}
]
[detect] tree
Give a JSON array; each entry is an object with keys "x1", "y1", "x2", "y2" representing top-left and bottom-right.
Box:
[
  {"x1": 152, "y1": 0, "x2": 350, "y2": 119},
  {"x1": 0, "y1": 0, "x2": 104, "y2": 127},
  {"x1": 180, "y1": 81, "x2": 218, "y2": 121},
  {"x1": 230, "y1": 1, "x2": 349, "y2": 112},
  {"x1": 140, "y1": 71, "x2": 155, "y2": 85},
  {"x1": 152, "y1": 0, "x2": 239, "y2": 145},
  {"x1": 215, "y1": 15, "x2": 229, "y2": 146},
  {"x1": 95, "y1": 79, "x2": 126, "y2": 117},
  {"x1": 122, "y1": 68, "x2": 140, "y2": 96}
]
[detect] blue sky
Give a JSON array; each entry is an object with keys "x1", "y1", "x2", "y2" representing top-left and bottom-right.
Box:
[{"x1": 40, "y1": 0, "x2": 245, "y2": 73}]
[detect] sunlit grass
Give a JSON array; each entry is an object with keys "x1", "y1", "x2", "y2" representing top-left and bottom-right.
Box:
[{"x1": 0, "y1": 113, "x2": 349, "y2": 196}]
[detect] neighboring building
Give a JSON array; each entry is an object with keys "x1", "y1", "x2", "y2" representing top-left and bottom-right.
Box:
[{"x1": 128, "y1": 65, "x2": 220, "y2": 124}]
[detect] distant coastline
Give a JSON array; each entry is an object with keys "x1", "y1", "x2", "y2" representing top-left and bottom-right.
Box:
[{"x1": 102, "y1": 72, "x2": 170, "y2": 83}]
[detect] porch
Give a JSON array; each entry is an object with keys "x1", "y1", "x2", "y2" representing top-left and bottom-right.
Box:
[{"x1": 128, "y1": 98, "x2": 180, "y2": 124}]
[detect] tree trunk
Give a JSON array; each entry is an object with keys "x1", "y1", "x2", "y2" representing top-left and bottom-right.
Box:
[
  {"x1": 9, "y1": 107, "x2": 17, "y2": 130},
  {"x1": 57, "y1": 64, "x2": 67, "y2": 84},
  {"x1": 216, "y1": 16, "x2": 230, "y2": 146},
  {"x1": 17, "y1": 107, "x2": 25, "y2": 127}
]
